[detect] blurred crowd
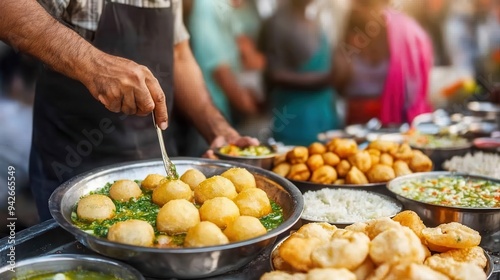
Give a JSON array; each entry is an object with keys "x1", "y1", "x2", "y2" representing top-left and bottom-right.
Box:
[{"x1": 1, "y1": 0, "x2": 500, "y2": 233}]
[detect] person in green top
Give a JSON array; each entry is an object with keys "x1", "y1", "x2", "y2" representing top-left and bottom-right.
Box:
[
  {"x1": 260, "y1": 0, "x2": 340, "y2": 146},
  {"x1": 188, "y1": 0, "x2": 259, "y2": 122}
]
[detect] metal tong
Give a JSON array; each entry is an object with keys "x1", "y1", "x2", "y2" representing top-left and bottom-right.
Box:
[{"x1": 152, "y1": 112, "x2": 178, "y2": 179}]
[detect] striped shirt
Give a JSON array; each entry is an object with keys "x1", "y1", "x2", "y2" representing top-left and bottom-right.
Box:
[{"x1": 38, "y1": 0, "x2": 189, "y2": 43}]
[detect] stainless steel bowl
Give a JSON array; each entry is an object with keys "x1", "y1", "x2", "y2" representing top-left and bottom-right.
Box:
[
  {"x1": 0, "y1": 254, "x2": 144, "y2": 279},
  {"x1": 387, "y1": 172, "x2": 500, "y2": 235},
  {"x1": 49, "y1": 158, "x2": 304, "y2": 279},
  {"x1": 213, "y1": 145, "x2": 277, "y2": 170}
]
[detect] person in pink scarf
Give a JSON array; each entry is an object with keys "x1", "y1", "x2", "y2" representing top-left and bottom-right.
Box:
[{"x1": 333, "y1": 0, "x2": 433, "y2": 126}]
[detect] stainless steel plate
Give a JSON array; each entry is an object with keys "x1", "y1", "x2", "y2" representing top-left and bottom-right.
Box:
[{"x1": 49, "y1": 158, "x2": 304, "y2": 279}]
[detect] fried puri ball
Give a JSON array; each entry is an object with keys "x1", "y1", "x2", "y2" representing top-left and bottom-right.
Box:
[
  {"x1": 107, "y1": 219, "x2": 154, "y2": 247},
  {"x1": 280, "y1": 236, "x2": 323, "y2": 271},
  {"x1": 152, "y1": 179, "x2": 193, "y2": 206},
  {"x1": 141, "y1": 174, "x2": 165, "y2": 191},
  {"x1": 272, "y1": 162, "x2": 291, "y2": 177},
  {"x1": 221, "y1": 167, "x2": 256, "y2": 193},
  {"x1": 366, "y1": 164, "x2": 396, "y2": 183},
  {"x1": 326, "y1": 138, "x2": 343, "y2": 152},
  {"x1": 308, "y1": 142, "x2": 327, "y2": 155},
  {"x1": 311, "y1": 230, "x2": 370, "y2": 270},
  {"x1": 390, "y1": 143, "x2": 413, "y2": 162},
  {"x1": 336, "y1": 160, "x2": 351, "y2": 178},
  {"x1": 333, "y1": 179, "x2": 345, "y2": 185},
  {"x1": 293, "y1": 222, "x2": 337, "y2": 243},
  {"x1": 425, "y1": 255, "x2": 487, "y2": 280},
  {"x1": 286, "y1": 163, "x2": 311, "y2": 181},
  {"x1": 194, "y1": 175, "x2": 238, "y2": 204},
  {"x1": 434, "y1": 246, "x2": 487, "y2": 268},
  {"x1": 307, "y1": 268, "x2": 356, "y2": 280},
  {"x1": 156, "y1": 199, "x2": 200, "y2": 234},
  {"x1": 333, "y1": 139, "x2": 358, "y2": 159},
  {"x1": 379, "y1": 153, "x2": 394, "y2": 166},
  {"x1": 286, "y1": 146, "x2": 309, "y2": 164},
  {"x1": 310, "y1": 165, "x2": 337, "y2": 184},
  {"x1": 224, "y1": 216, "x2": 267, "y2": 242},
  {"x1": 322, "y1": 152, "x2": 340, "y2": 166},
  {"x1": 392, "y1": 210, "x2": 426, "y2": 242},
  {"x1": 352, "y1": 258, "x2": 375, "y2": 280},
  {"x1": 261, "y1": 271, "x2": 306, "y2": 280},
  {"x1": 180, "y1": 168, "x2": 206, "y2": 190},
  {"x1": 422, "y1": 222, "x2": 481, "y2": 251},
  {"x1": 345, "y1": 166, "x2": 369, "y2": 184},
  {"x1": 77, "y1": 194, "x2": 116, "y2": 221},
  {"x1": 409, "y1": 150, "x2": 433, "y2": 172},
  {"x1": 273, "y1": 153, "x2": 287, "y2": 166},
  {"x1": 348, "y1": 151, "x2": 372, "y2": 173},
  {"x1": 381, "y1": 263, "x2": 450, "y2": 280},
  {"x1": 368, "y1": 140, "x2": 398, "y2": 153},
  {"x1": 306, "y1": 154, "x2": 324, "y2": 172},
  {"x1": 233, "y1": 188, "x2": 271, "y2": 218},
  {"x1": 369, "y1": 227, "x2": 427, "y2": 265},
  {"x1": 199, "y1": 197, "x2": 240, "y2": 228},
  {"x1": 109, "y1": 179, "x2": 142, "y2": 202},
  {"x1": 367, "y1": 148, "x2": 381, "y2": 165},
  {"x1": 365, "y1": 217, "x2": 404, "y2": 240},
  {"x1": 184, "y1": 221, "x2": 229, "y2": 247},
  {"x1": 345, "y1": 222, "x2": 368, "y2": 235},
  {"x1": 393, "y1": 160, "x2": 413, "y2": 177}
]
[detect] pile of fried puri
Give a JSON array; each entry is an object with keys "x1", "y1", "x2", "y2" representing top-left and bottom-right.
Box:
[
  {"x1": 272, "y1": 139, "x2": 433, "y2": 185},
  {"x1": 262, "y1": 210, "x2": 487, "y2": 280}
]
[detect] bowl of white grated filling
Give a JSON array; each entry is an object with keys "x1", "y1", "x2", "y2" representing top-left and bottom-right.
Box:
[
  {"x1": 443, "y1": 152, "x2": 500, "y2": 179},
  {"x1": 300, "y1": 188, "x2": 403, "y2": 227}
]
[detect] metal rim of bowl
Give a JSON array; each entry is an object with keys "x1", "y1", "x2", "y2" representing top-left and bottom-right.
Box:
[
  {"x1": 213, "y1": 144, "x2": 277, "y2": 160},
  {"x1": 300, "y1": 189, "x2": 403, "y2": 226},
  {"x1": 386, "y1": 171, "x2": 500, "y2": 211},
  {"x1": 0, "y1": 254, "x2": 145, "y2": 279},
  {"x1": 49, "y1": 157, "x2": 304, "y2": 254}
]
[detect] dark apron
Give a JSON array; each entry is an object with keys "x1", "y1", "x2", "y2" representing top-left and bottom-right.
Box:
[{"x1": 30, "y1": 1, "x2": 175, "y2": 221}]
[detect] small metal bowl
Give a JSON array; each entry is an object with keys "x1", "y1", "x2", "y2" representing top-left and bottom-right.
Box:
[
  {"x1": 0, "y1": 254, "x2": 144, "y2": 279},
  {"x1": 213, "y1": 145, "x2": 277, "y2": 170},
  {"x1": 387, "y1": 172, "x2": 500, "y2": 235}
]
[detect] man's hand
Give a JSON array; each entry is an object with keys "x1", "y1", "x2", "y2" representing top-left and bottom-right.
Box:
[
  {"x1": 83, "y1": 54, "x2": 169, "y2": 129},
  {"x1": 204, "y1": 135, "x2": 259, "y2": 159}
]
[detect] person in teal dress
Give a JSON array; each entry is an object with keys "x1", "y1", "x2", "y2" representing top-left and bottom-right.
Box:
[
  {"x1": 188, "y1": 0, "x2": 259, "y2": 122},
  {"x1": 260, "y1": 0, "x2": 339, "y2": 146}
]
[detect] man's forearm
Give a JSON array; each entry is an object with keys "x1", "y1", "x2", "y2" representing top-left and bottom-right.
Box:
[
  {"x1": 0, "y1": 0, "x2": 101, "y2": 85},
  {"x1": 173, "y1": 41, "x2": 239, "y2": 144}
]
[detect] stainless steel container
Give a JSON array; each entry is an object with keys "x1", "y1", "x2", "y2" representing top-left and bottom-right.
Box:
[
  {"x1": 387, "y1": 172, "x2": 500, "y2": 235},
  {"x1": 213, "y1": 145, "x2": 276, "y2": 170},
  {"x1": 0, "y1": 254, "x2": 144, "y2": 279},
  {"x1": 49, "y1": 158, "x2": 304, "y2": 279}
]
